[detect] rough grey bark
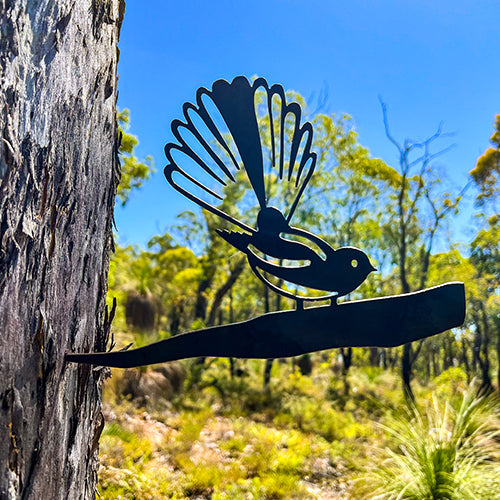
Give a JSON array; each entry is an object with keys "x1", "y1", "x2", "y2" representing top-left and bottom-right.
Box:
[{"x1": 0, "y1": 0, "x2": 123, "y2": 498}]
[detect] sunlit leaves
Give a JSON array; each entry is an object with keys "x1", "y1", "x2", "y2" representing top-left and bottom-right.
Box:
[
  {"x1": 117, "y1": 109, "x2": 155, "y2": 206},
  {"x1": 470, "y1": 113, "x2": 500, "y2": 204}
]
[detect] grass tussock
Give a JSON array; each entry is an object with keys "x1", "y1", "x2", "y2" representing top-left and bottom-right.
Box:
[{"x1": 356, "y1": 382, "x2": 500, "y2": 499}]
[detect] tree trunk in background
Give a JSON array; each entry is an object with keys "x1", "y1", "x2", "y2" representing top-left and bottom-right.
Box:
[
  {"x1": 369, "y1": 347, "x2": 379, "y2": 366},
  {"x1": 401, "y1": 343, "x2": 414, "y2": 400},
  {"x1": 263, "y1": 281, "x2": 273, "y2": 388},
  {"x1": 461, "y1": 337, "x2": 470, "y2": 382},
  {"x1": 479, "y1": 306, "x2": 492, "y2": 391},
  {"x1": 340, "y1": 347, "x2": 352, "y2": 395},
  {"x1": 207, "y1": 256, "x2": 245, "y2": 327},
  {"x1": 495, "y1": 314, "x2": 500, "y2": 391},
  {"x1": 0, "y1": 0, "x2": 122, "y2": 498}
]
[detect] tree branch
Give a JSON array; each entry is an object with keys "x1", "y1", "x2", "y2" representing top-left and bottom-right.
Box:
[{"x1": 67, "y1": 283, "x2": 465, "y2": 368}]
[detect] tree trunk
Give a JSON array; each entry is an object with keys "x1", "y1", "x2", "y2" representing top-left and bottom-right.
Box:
[
  {"x1": 424, "y1": 347, "x2": 431, "y2": 381},
  {"x1": 460, "y1": 337, "x2": 470, "y2": 382},
  {"x1": 207, "y1": 256, "x2": 245, "y2": 327},
  {"x1": 0, "y1": 1, "x2": 122, "y2": 498},
  {"x1": 194, "y1": 277, "x2": 211, "y2": 321}
]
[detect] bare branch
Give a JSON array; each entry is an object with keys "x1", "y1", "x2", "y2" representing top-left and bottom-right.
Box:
[
  {"x1": 379, "y1": 96, "x2": 403, "y2": 154},
  {"x1": 408, "y1": 144, "x2": 456, "y2": 169}
]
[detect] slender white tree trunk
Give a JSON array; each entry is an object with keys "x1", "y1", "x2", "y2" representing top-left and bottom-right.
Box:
[{"x1": 0, "y1": 0, "x2": 123, "y2": 497}]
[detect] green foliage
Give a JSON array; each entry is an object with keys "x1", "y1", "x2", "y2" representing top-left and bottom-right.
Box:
[
  {"x1": 470, "y1": 215, "x2": 500, "y2": 284},
  {"x1": 432, "y1": 367, "x2": 469, "y2": 400},
  {"x1": 107, "y1": 234, "x2": 202, "y2": 339},
  {"x1": 357, "y1": 383, "x2": 500, "y2": 499},
  {"x1": 98, "y1": 359, "x2": 396, "y2": 498},
  {"x1": 117, "y1": 109, "x2": 155, "y2": 206},
  {"x1": 470, "y1": 114, "x2": 500, "y2": 203}
]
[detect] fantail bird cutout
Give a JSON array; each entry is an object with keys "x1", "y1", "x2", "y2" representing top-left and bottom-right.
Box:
[
  {"x1": 66, "y1": 77, "x2": 465, "y2": 369},
  {"x1": 164, "y1": 76, "x2": 376, "y2": 306}
]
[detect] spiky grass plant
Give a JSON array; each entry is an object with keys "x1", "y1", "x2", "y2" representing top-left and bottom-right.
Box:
[{"x1": 358, "y1": 382, "x2": 500, "y2": 499}]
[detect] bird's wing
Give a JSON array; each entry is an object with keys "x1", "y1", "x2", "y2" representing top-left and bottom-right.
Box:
[{"x1": 285, "y1": 227, "x2": 335, "y2": 259}]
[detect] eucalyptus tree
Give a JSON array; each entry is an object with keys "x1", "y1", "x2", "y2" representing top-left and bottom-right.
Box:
[
  {"x1": 468, "y1": 115, "x2": 500, "y2": 390},
  {"x1": 307, "y1": 112, "x2": 392, "y2": 390},
  {"x1": 0, "y1": 1, "x2": 122, "y2": 497},
  {"x1": 378, "y1": 99, "x2": 466, "y2": 400}
]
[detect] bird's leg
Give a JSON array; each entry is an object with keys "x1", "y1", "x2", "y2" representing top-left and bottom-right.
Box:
[
  {"x1": 295, "y1": 298, "x2": 304, "y2": 311},
  {"x1": 329, "y1": 297, "x2": 338, "y2": 307}
]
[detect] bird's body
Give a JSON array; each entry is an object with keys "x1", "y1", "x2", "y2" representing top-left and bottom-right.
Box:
[
  {"x1": 164, "y1": 76, "x2": 376, "y2": 306},
  {"x1": 217, "y1": 207, "x2": 375, "y2": 303},
  {"x1": 247, "y1": 246, "x2": 373, "y2": 296}
]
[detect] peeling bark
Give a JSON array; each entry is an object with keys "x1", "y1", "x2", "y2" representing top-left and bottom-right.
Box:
[{"x1": 0, "y1": 0, "x2": 122, "y2": 498}]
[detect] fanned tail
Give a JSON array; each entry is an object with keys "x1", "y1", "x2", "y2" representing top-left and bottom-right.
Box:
[{"x1": 164, "y1": 77, "x2": 317, "y2": 231}]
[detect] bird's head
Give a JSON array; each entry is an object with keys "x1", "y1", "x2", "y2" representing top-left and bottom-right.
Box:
[
  {"x1": 337, "y1": 247, "x2": 377, "y2": 280},
  {"x1": 256, "y1": 207, "x2": 290, "y2": 234}
]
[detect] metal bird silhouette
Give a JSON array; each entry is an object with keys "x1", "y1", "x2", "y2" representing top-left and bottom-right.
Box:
[
  {"x1": 65, "y1": 77, "x2": 465, "y2": 369},
  {"x1": 164, "y1": 76, "x2": 376, "y2": 306}
]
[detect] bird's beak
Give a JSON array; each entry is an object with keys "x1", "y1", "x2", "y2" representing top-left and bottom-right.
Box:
[{"x1": 370, "y1": 264, "x2": 377, "y2": 272}]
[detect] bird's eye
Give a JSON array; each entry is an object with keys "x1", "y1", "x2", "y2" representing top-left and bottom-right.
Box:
[{"x1": 351, "y1": 259, "x2": 358, "y2": 268}]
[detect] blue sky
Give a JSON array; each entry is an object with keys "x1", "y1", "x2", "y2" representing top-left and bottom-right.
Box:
[{"x1": 115, "y1": 0, "x2": 499, "y2": 247}]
